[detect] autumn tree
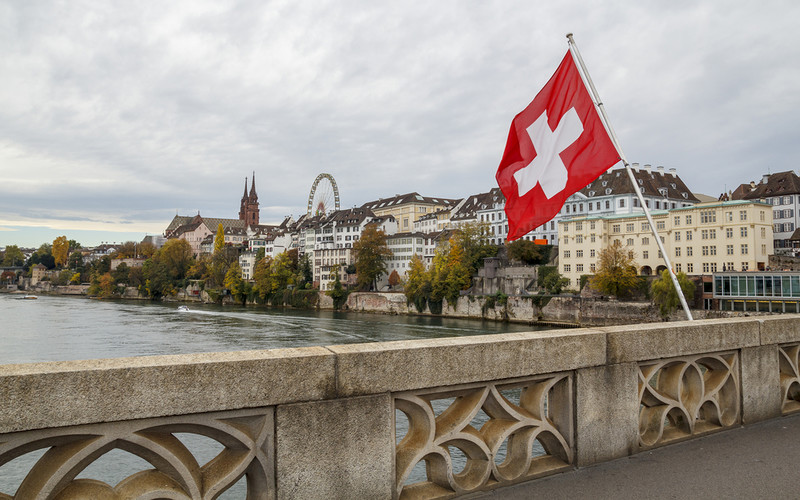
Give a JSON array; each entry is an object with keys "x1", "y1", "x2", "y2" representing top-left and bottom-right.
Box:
[
  {"x1": 453, "y1": 222, "x2": 499, "y2": 273},
  {"x1": 253, "y1": 252, "x2": 296, "y2": 302},
  {"x1": 590, "y1": 240, "x2": 639, "y2": 298},
  {"x1": 404, "y1": 254, "x2": 430, "y2": 312},
  {"x1": 224, "y1": 261, "x2": 247, "y2": 305},
  {"x1": 353, "y1": 225, "x2": 392, "y2": 291},
  {"x1": 388, "y1": 270, "x2": 401, "y2": 288},
  {"x1": 52, "y1": 236, "x2": 69, "y2": 268},
  {"x1": 651, "y1": 270, "x2": 696, "y2": 319}
]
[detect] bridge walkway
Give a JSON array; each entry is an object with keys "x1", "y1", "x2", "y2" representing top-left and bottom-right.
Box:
[{"x1": 470, "y1": 412, "x2": 800, "y2": 499}]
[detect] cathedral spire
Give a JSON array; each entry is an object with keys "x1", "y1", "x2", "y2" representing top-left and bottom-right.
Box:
[
  {"x1": 249, "y1": 171, "x2": 257, "y2": 199},
  {"x1": 242, "y1": 177, "x2": 248, "y2": 199}
]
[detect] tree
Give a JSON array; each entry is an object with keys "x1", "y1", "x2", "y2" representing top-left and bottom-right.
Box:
[
  {"x1": 453, "y1": 222, "x2": 499, "y2": 273},
  {"x1": 52, "y1": 236, "x2": 69, "y2": 268},
  {"x1": 353, "y1": 225, "x2": 392, "y2": 290},
  {"x1": 2, "y1": 245, "x2": 24, "y2": 266},
  {"x1": 507, "y1": 240, "x2": 552, "y2": 265},
  {"x1": 388, "y1": 270, "x2": 401, "y2": 288},
  {"x1": 214, "y1": 224, "x2": 225, "y2": 254},
  {"x1": 159, "y1": 239, "x2": 193, "y2": 282},
  {"x1": 224, "y1": 262, "x2": 247, "y2": 305},
  {"x1": 404, "y1": 254, "x2": 430, "y2": 312},
  {"x1": 590, "y1": 240, "x2": 639, "y2": 298},
  {"x1": 326, "y1": 272, "x2": 348, "y2": 310},
  {"x1": 651, "y1": 270, "x2": 696, "y2": 319},
  {"x1": 68, "y1": 251, "x2": 84, "y2": 271}
]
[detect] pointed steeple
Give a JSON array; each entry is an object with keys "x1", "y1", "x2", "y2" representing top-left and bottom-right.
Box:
[
  {"x1": 242, "y1": 177, "x2": 248, "y2": 199},
  {"x1": 249, "y1": 171, "x2": 257, "y2": 199}
]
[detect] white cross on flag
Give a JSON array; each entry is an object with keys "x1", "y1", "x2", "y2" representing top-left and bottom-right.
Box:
[{"x1": 495, "y1": 51, "x2": 620, "y2": 241}]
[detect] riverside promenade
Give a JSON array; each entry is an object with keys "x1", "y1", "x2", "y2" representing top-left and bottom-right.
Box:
[{"x1": 472, "y1": 412, "x2": 800, "y2": 499}]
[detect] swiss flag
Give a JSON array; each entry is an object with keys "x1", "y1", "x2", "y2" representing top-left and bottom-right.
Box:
[{"x1": 495, "y1": 51, "x2": 620, "y2": 241}]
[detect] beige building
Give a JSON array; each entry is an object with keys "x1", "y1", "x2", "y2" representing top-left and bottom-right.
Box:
[
  {"x1": 559, "y1": 200, "x2": 774, "y2": 289},
  {"x1": 362, "y1": 193, "x2": 459, "y2": 233}
]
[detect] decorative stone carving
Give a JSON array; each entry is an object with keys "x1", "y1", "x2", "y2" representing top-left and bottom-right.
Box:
[
  {"x1": 0, "y1": 408, "x2": 274, "y2": 499},
  {"x1": 779, "y1": 343, "x2": 800, "y2": 414},
  {"x1": 638, "y1": 352, "x2": 739, "y2": 448},
  {"x1": 394, "y1": 374, "x2": 572, "y2": 498}
]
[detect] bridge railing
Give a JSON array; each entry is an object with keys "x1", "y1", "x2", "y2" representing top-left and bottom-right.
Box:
[{"x1": 1, "y1": 316, "x2": 799, "y2": 499}]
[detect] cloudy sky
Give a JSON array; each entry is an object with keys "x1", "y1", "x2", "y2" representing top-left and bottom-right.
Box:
[{"x1": 1, "y1": 1, "x2": 798, "y2": 248}]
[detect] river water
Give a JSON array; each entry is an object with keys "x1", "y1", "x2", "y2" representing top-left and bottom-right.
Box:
[{"x1": 0, "y1": 294, "x2": 547, "y2": 496}]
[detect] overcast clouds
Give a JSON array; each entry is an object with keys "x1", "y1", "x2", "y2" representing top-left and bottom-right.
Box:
[{"x1": 1, "y1": 0, "x2": 798, "y2": 247}]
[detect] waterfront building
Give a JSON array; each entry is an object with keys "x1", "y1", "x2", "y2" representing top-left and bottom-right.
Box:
[
  {"x1": 558, "y1": 200, "x2": 774, "y2": 289},
  {"x1": 729, "y1": 171, "x2": 800, "y2": 252},
  {"x1": 713, "y1": 271, "x2": 800, "y2": 313},
  {"x1": 361, "y1": 192, "x2": 459, "y2": 233}
]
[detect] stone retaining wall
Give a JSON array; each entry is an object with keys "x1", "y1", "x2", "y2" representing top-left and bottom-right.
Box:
[{"x1": 1, "y1": 316, "x2": 799, "y2": 498}]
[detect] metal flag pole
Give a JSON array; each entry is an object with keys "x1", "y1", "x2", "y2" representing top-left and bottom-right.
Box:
[{"x1": 566, "y1": 33, "x2": 693, "y2": 321}]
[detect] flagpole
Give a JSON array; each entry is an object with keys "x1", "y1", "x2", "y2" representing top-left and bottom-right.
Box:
[{"x1": 566, "y1": 33, "x2": 693, "y2": 321}]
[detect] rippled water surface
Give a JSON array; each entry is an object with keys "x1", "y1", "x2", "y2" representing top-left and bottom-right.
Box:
[{"x1": 0, "y1": 293, "x2": 547, "y2": 495}]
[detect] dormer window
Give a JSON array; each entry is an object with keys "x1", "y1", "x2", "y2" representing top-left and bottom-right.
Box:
[
  {"x1": 605, "y1": 188, "x2": 612, "y2": 195},
  {"x1": 602, "y1": 181, "x2": 608, "y2": 187}
]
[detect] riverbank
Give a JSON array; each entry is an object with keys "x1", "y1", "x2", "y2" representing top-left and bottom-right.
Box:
[{"x1": 6, "y1": 284, "x2": 760, "y2": 327}]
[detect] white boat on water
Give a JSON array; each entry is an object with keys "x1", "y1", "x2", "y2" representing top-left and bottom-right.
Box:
[
  {"x1": 17, "y1": 295, "x2": 38, "y2": 300},
  {"x1": 177, "y1": 305, "x2": 190, "y2": 312}
]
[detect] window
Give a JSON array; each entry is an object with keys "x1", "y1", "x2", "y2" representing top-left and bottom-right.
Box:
[
  {"x1": 686, "y1": 231, "x2": 693, "y2": 241},
  {"x1": 710, "y1": 246, "x2": 717, "y2": 256},
  {"x1": 702, "y1": 246, "x2": 709, "y2": 256},
  {"x1": 760, "y1": 211, "x2": 765, "y2": 222},
  {"x1": 642, "y1": 237, "x2": 650, "y2": 245},
  {"x1": 656, "y1": 201, "x2": 661, "y2": 209},
  {"x1": 687, "y1": 263, "x2": 694, "y2": 273},
  {"x1": 762, "y1": 244, "x2": 767, "y2": 255},
  {"x1": 727, "y1": 244, "x2": 734, "y2": 255},
  {"x1": 627, "y1": 238, "x2": 634, "y2": 246},
  {"x1": 576, "y1": 234, "x2": 584, "y2": 243},
  {"x1": 605, "y1": 201, "x2": 610, "y2": 210},
  {"x1": 590, "y1": 249, "x2": 596, "y2": 258},
  {"x1": 619, "y1": 199, "x2": 625, "y2": 208},
  {"x1": 700, "y1": 210, "x2": 716, "y2": 224},
  {"x1": 741, "y1": 227, "x2": 748, "y2": 238},
  {"x1": 761, "y1": 227, "x2": 766, "y2": 238},
  {"x1": 675, "y1": 232, "x2": 681, "y2": 241},
  {"x1": 726, "y1": 228, "x2": 733, "y2": 238},
  {"x1": 675, "y1": 247, "x2": 681, "y2": 257},
  {"x1": 564, "y1": 264, "x2": 571, "y2": 272},
  {"x1": 741, "y1": 244, "x2": 748, "y2": 255},
  {"x1": 676, "y1": 263, "x2": 682, "y2": 272},
  {"x1": 643, "y1": 251, "x2": 649, "y2": 259},
  {"x1": 590, "y1": 263, "x2": 596, "y2": 272},
  {"x1": 590, "y1": 234, "x2": 596, "y2": 243},
  {"x1": 590, "y1": 221, "x2": 595, "y2": 230},
  {"x1": 674, "y1": 216, "x2": 680, "y2": 226},
  {"x1": 564, "y1": 250, "x2": 571, "y2": 258},
  {"x1": 703, "y1": 263, "x2": 709, "y2": 273},
  {"x1": 701, "y1": 229, "x2": 709, "y2": 240},
  {"x1": 626, "y1": 223, "x2": 635, "y2": 232},
  {"x1": 741, "y1": 262, "x2": 748, "y2": 271},
  {"x1": 686, "y1": 215, "x2": 692, "y2": 225},
  {"x1": 657, "y1": 221, "x2": 665, "y2": 230},
  {"x1": 687, "y1": 247, "x2": 693, "y2": 256},
  {"x1": 613, "y1": 224, "x2": 621, "y2": 233},
  {"x1": 576, "y1": 264, "x2": 584, "y2": 272},
  {"x1": 740, "y1": 210, "x2": 747, "y2": 221},
  {"x1": 710, "y1": 263, "x2": 717, "y2": 272},
  {"x1": 642, "y1": 222, "x2": 650, "y2": 231},
  {"x1": 709, "y1": 229, "x2": 716, "y2": 239},
  {"x1": 576, "y1": 250, "x2": 584, "y2": 258},
  {"x1": 576, "y1": 221, "x2": 583, "y2": 231}
]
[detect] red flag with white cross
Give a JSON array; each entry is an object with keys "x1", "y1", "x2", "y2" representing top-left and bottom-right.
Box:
[{"x1": 495, "y1": 51, "x2": 620, "y2": 241}]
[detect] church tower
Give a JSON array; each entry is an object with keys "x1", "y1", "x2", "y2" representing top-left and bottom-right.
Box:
[{"x1": 238, "y1": 172, "x2": 260, "y2": 227}]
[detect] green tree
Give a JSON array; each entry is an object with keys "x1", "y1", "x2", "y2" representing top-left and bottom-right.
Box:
[
  {"x1": 159, "y1": 239, "x2": 193, "y2": 282},
  {"x1": 2, "y1": 245, "x2": 24, "y2": 266},
  {"x1": 651, "y1": 270, "x2": 696, "y2": 319},
  {"x1": 297, "y1": 253, "x2": 313, "y2": 288},
  {"x1": 590, "y1": 240, "x2": 639, "y2": 298},
  {"x1": 453, "y1": 222, "x2": 499, "y2": 273},
  {"x1": 112, "y1": 263, "x2": 130, "y2": 284},
  {"x1": 52, "y1": 236, "x2": 69, "y2": 268},
  {"x1": 326, "y1": 272, "x2": 348, "y2": 310},
  {"x1": 68, "y1": 251, "x2": 84, "y2": 271},
  {"x1": 507, "y1": 240, "x2": 552, "y2": 265},
  {"x1": 353, "y1": 225, "x2": 392, "y2": 290}
]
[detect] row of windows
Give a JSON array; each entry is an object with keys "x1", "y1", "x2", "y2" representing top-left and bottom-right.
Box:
[
  {"x1": 770, "y1": 196, "x2": 795, "y2": 206},
  {"x1": 715, "y1": 275, "x2": 800, "y2": 298},
  {"x1": 774, "y1": 209, "x2": 794, "y2": 219},
  {"x1": 775, "y1": 222, "x2": 796, "y2": 233}
]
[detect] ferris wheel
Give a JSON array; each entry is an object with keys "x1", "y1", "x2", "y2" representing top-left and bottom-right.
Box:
[{"x1": 307, "y1": 173, "x2": 340, "y2": 216}]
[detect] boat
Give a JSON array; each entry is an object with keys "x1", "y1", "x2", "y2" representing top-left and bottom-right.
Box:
[
  {"x1": 17, "y1": 295, "x2": 38, "y2": 300},
  {"x1": 177, "y1": 305, "x2": 190, "y2": 312}
]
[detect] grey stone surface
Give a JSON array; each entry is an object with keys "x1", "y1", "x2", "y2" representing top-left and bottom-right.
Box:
[
  {"x1": 0, "y1": 347, "x2": 335, "y2": 433},
  {"x1": 575, "y1": 363, "x2": 639, "y2": 466},
  {"x1": 759, "y1": 314, "x2": 800, "y2": 345},
  {"x1": 276, "y1": 394, "x2": 393, "y2": 500},
  {"x1": 741, "y1": 345, "x2": 782, "y2": 424},
  {"x1": 328, "y1": 329, "x2": 606, "y2": 396},
  {"x1": 604, "y1": 317, "x2": 760, "y2": 363}
]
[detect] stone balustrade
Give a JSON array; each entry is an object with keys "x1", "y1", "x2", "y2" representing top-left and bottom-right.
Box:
[{"x1": 1, "y1": 316, "x2": 799, "y2": 499}]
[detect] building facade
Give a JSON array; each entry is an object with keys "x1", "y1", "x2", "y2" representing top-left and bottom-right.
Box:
[{"x1": 558, "y1": 200, "x2": 774, "y2": 289}]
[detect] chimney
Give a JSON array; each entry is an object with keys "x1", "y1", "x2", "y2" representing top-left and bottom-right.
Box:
[
  {"x1": 657, "y1": 165, "x2": 665, "y2": 175},
  {"x1": 669, "y1": 167, "x2": 677, "y2": 177},
  {"x1": 644, "y1": 164, "x2": 652, "y2": 173},
  {"x1": 762, "y1": 174, "x2": 771, "y2": 184},
  {"x1": 632, "y1": 162, "x2": 640, "y2": 171}
]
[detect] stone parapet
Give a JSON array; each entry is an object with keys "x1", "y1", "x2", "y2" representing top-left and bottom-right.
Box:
[{"x1": 2, "y1": 315, "x2": 800, "y2": 498}]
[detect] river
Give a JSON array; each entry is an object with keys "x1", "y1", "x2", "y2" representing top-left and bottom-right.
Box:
[{"x1": 0, "y1": 293, "x2": 548, "y2": 496}]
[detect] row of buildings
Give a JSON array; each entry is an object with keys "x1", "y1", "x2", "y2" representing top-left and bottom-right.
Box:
[{"x1": 161, "y1": 168, "x2": 800, "y2": 295}]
